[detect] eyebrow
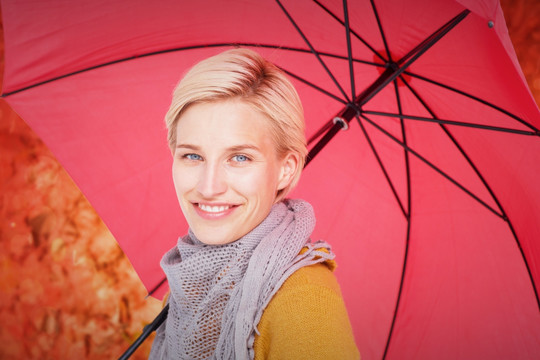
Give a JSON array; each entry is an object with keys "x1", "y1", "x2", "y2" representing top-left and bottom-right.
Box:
[
  {"x1": 227, "y1": 144, "x2": 262, "y2": 153},
  {"x1": 175, "y1": 143, "x2": 200, "y2": 150},
  {"x1": 175, "y1": 143, "x2": 262, "y2": 153}
]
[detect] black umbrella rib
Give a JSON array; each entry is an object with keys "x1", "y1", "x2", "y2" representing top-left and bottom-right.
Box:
[
  {"x1": 1, "y1": 42, "x2": 238, "y2": 96},
  {"x1": 1, "y1": 42, "x2": 378, "y2": 98},
  {"x1": 279, "y1": 68, "x2": 347, "y2": 105},
  {"x1": 370, "y1": 0, "x2": 392, "y2": 62},
  {"x1": 339, "y1": 9, "x2": 470, "y2": 113},
  {"x1": 315, "y1": 52, "x2": 383, "y2": 67},
  {"x1": 362, "y1": 110, "x2": 538, "y2": 136},
  {"x1": 403, "y1": 71, "x2": 540, "y2": 135},
  {"x1": 355, "y1": 108, "x2": 408, "y2": 218},
  {"x1": 440, "y1": 126, "x2": 540, "y2": 310},
  {"x1": 403, "y1": 76, "x2": 508, "y2": 216},
  {"x1": 402, "y1": 78, "x2": 540, "y2": 310},
  {"x1": 147, "y1": 276, "x2": 168, "y2": 297},
  {"x1": 312, "y1": 0, "x2": 386, "y2": 63},
  {"x1": 343, "y1": 0, "x2": 357, "y2": 100},
  {"x1": 395, "y1": 83, "x2": 412, "y2": 218},
  {"x1": 275, "y1": 0, "x2": 351, "y2": 103},
  {"x1": 383, "y1": 214, "x2": 411, "y2": 360},
  {"x1": 305, "y1": 100, "x2": 408, "y2": 217},
  {"x1": 382, "y1": 81, "x2": 411, "y2": 360},
  {"x1": 344, "y1": 9, "x2": 470, "y2": 111},
  {"x1": 358, "y1": 113, "x2": 505, "y2": 219}
]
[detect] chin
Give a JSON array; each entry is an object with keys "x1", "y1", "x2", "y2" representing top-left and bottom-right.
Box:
[{"x1": 193, "y1": 230, "x2": 238, "y2": 246}]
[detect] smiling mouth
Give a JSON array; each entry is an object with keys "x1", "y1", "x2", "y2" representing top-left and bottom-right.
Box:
[
  {"x1": 194, "y1": 203, "x2": 238, "y2": 218},
  {"x1": 198, "y1": 203, "x2": 230, "y2": 213}
]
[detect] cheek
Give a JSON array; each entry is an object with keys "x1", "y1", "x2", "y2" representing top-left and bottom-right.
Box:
[
  {"x1": 172, "y1": 164, "x2": 196, "y2": 195},
  {"x1": 230, "y1": 166, "x2": 280, "y2": 199}
]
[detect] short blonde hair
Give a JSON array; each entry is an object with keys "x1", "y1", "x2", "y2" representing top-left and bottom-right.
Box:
[{"x1": 165, "y1": 48, "x2": 307, "y2": 201}]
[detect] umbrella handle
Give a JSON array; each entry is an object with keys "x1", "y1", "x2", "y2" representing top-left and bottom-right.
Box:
[{"x1": 118, "y1": 304, "x2": 169, "y2": 360}]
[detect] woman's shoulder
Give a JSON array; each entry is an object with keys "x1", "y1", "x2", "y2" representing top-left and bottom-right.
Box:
[
  {"x1": 260, "y1": 262, "x2": 347, "y2": 322},
  {"x1": 253, "y1": 263, "x2": 360, "y2": 360},
  {"x1": 278, "y1": 261, "x2": 342, "y2": 295}
]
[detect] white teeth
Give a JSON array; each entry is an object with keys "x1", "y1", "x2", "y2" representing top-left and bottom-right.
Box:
[{"x1": 198, "y1": 204, "x2": 230, "y2": 213}]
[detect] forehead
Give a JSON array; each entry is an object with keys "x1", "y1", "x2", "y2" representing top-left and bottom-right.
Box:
[{"x1": 176, "y1": 99, "x2": 276, "y2": 150}]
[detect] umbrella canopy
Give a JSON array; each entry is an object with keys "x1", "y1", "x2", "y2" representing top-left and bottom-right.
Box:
[{"x1": 2, "y1": 0, "x2": 540, "y2": 358}]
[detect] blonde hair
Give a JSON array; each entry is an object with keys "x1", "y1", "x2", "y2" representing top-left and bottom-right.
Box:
[{"x1": 165, "y1": 48, "x2": 307, "y2": 201}]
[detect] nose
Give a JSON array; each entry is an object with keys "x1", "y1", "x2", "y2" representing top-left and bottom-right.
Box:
[{"x1": 196, "y1": 161, "x2": 227, "y2": 198}]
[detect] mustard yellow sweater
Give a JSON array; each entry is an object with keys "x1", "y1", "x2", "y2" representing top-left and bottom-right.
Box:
[{"x1": 253, "y1": 262, "x2": 360, "y2": 360}]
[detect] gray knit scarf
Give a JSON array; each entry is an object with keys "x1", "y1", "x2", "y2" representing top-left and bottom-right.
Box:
[{"x1": 149, "y1": 199, "x2": 334, "y2": 360}]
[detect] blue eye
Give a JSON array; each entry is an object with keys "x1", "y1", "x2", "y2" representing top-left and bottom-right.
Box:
[
  {"x1": 185, "y1": 153, "x2": 202, "y2": 161},
  {"x1": 233, "y1": 154, "x2": 249, "y2": 162}
]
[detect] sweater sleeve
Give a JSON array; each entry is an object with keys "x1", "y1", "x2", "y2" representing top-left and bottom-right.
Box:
[{"x1": 253, "y1": 263, "x2": 360, "y2": 360}]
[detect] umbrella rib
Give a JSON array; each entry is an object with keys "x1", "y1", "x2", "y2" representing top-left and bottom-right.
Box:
[
  {"x1": 315, "y1": 51, "x2": 384, "y2": 67},
  {"x1": 361, "y1": 110, "x2": 538, "y2": 136},
  {"x1": 402, "y1": 78, "x2": 540, "y2": 310},
  {"x1": 440, "y1": 125, "x2": 540, "y2": 310},
  {"x1": 275, "y1": 0, "x2": 351, "y2": 102},
  {"x1": 395, "y1": 82, "x2": 412, "y2": 219},
  {"x1": 403, "y1": 71, "x2": 540, "y2": 135},
  {"x1": 346, "y1": 10, "x2": 470, "y2": 112},
  {"x1": 358, "y1": 113, "x2": 505, "y2": 219},
  {"x1": 382, "y1": 81, "x2": 412, "y2": 359},
  {"x1": 402, "y1": 75, "x2": 511, "y2": 216},
  {"x1": 1, "y1": 42, "x2": 379, "y2": 97},
  {"x1": 312, "y1": 0, "x2": 387, "y2": 62},
  {"x1": 383, "y1": 217, "x2": 411, "y2": 360},
  {"x1": 343, "y1": 0, "x2": 357, "y2": 100},
  {"x1": 370, "y1": 0, "x2": 392, "y2": 62},
  {"x1": 279, "y1": 67, "x2": 347, "y2": 105},
  {"x1": 147, "y1": 276, "x2": 168, "y2": 297},
  {"x1": 355, "y1": 111, "x2": 408, "y2": 218}
]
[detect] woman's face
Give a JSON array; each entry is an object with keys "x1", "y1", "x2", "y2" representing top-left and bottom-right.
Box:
[{"x1": 172, "y1": 99, "x2": 298, "y2": 245}]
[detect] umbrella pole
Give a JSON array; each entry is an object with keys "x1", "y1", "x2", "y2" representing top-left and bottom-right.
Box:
[{"x1": 118, "y1": 304, "x2": 169, "y2": 360}]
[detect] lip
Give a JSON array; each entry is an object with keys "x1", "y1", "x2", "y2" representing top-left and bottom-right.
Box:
[{"x1": 192, "y1": 202, "x2": 239, "y2": 220}]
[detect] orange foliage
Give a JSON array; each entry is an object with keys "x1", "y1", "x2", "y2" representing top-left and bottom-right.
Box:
[
  {"x1": 0, "y1": 100, "x2": 161, "y2": 359},
  {"x1": 501, "y1": 0, "x2": 540, "y2": 105}
]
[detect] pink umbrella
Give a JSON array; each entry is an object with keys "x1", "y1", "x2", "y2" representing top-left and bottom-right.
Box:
[{"x1": 2, "y1": 0, "x2": 540, "y2": 358}]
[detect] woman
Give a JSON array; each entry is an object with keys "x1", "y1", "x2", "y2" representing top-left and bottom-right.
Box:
[{"x1": 149, "y1": 48, "x2": 359, "y2": 360}]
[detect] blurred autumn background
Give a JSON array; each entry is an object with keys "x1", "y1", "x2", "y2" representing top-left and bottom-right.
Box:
[{"x1": 0, "y1": 1, "x2": 539, "y2": 359}]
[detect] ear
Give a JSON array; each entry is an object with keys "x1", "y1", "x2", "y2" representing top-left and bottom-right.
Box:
[{"x1": 277, "y1": 152, "x2": 300, "y2": 191}]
